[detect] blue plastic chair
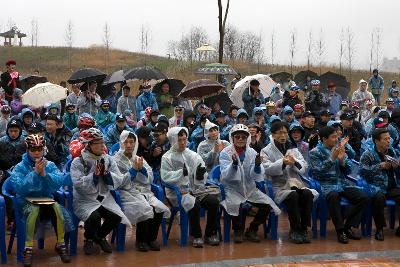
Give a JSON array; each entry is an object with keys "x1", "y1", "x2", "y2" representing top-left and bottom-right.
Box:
[
  {"x1": 109, "y1": 143, "x2": 120, "y2": 156},
  {"x1": 0, "y1": 196, "x2": 7, "y2": 264}
]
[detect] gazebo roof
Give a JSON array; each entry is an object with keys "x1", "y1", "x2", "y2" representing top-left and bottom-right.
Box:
[{"x1": 0, "y1": 28, "x2": 27, "y2": 38}]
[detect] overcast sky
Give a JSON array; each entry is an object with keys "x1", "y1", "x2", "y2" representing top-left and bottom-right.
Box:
[{"x1": 2, "y1": 0, "x2": 399, "y2": 70}]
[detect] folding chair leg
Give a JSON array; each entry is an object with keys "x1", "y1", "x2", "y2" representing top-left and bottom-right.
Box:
[
  {"x1": 116, "y1": 224, "x2": 126, "y2": 252},
  {"x1": 179, "y1": 209, "x2": 188, "y2": 247},
  {"x1": 270, "y1": 213, "x2": 278, "y2": 240},
  {"x1": 161, "y1": 218, "x2": 167, "y2": 247},
  {"x1": 389, "y1": 205, "x2": 396, "y2": 230},
  {"x1": 223, "y1": 210, "x2": 231, "y2": 243},
  {"x1": 0, "y1": 200, "x2": 7, "y2": 264},
  {"x1": 311, "y1": 204, "x2": 318, "y2": 239}
]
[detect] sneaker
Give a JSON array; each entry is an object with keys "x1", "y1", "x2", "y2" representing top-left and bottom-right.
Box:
[
  {"x1": 94, "y1": 237, "x2": 113, "y2": 253},
  {"x1": 244, "y1": 228, "x2": 260, "y2": 243},
  {"x1": 192, "y1": 238, "x2": 204, "y2": 248},
  {"x1": 148, "y1": 240, "x2": 160, "y2": 251},
  {"x1": 301, "y1": 230, "x2": 311, "y2": 244},
  {"x1": 55, "y1": 243, "x2": 71, "y2": 263},
  {"x1": 23, "y1": 247, "x2": 33, "y2": 267},
  {"x1": 136, "y1": 242, "x2": 149, "y2": 252},
  {"x1": 204, "y1": 235, "x2": 220, "y2": 246},
  {"x1": 83, "y1": 239, "x2": 99, "y2": 255},
  {"x1": 289, "y1": 230, "x2": 303, "y2": 244},
  {"x1": 375, "y1": 229, "x2": 384, "y2": 241},
  {"x1": 233, "y1": 231, "x2": 243, "y2": 243},
  {"x1": 337, "y1": 231, "x2": 349, "y2": 244}
]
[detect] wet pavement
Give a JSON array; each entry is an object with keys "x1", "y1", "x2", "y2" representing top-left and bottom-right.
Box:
[{"x1": 4, "y1": 214, "x2": 400, "y2": 266}]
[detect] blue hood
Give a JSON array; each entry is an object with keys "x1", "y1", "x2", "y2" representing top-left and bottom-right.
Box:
[{"x1": 237, "y1": 108, "x2": 249, "y2": 119}]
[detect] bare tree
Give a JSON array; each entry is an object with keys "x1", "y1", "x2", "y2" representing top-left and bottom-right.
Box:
[
  {"x1": 64, "y1": 20, "x2": 74, "y2": 70},
  {"x1": 345, "y1": 27, "x2": 356, "y2": 81},
  {"x1": 103, "y1": 22, "x2": 112, "y2": 71},
  {"x1": 338, "y1": 28, "x2": 345, "y2": 75},
  {"x1": 140, "y1": 24, "x2": 151, "y2": 65},
  {"x1": 224, "y1": 24, "x2": 239, "y2": 60},
  {"x1": 288, "y1": 29, "x2": 297, "y2": 75},
  {"x1": 306, "y1": 30, "x2": 313, "y2": 70},
  {"x1": 270, "y1": 29, "x2": 276, "y2": 67},
  {"x1": 315, "y1": 29, "x2": 326, "y2": 75},
  {"x1": 30, "y1": 18, "x2": 39, "y2": 47},
  {"x1": 375, "y1": 28, "x2": 383, "y2": 70},
  {"x1": 6, "y1": 18, "x2": 15, "y2": 30},
  {"x1": 217, "y1": 0, "x2": 230, "y2": 63},
  {"x1": 368, "y1": 29, "x2": 375, "y2": 73}
]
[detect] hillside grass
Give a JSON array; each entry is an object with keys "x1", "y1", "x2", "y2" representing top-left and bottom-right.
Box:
[{"x1": 0, "y1": 45, "x2": 399, "y2": 99}]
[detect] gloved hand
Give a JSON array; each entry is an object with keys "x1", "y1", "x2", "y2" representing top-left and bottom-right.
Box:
[
  {"x1": 195, "y1": 164, "x2": 207, "y2": 180},
  {"x1": 183, "y1": 164, "x2": 189, "y2": 176}
]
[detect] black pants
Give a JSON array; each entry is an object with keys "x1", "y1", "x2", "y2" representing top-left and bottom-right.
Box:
[
  {"x1": 188, "y1": 194, "x2": 219, "y2": 238},
  {"x1": 232, "y1": 202, "x2": 271, "y2": 233},
  {"x1": 372, "y1": 187, "x2": 400, "y2": 229},
  {"x1": 84, "y1": 206, "x2": 122, "y2": 240},
  {"x1": 325, "y1": 187, "x2": 369, "y2": 231},
  {"x1": 136, "y1": 210, "x2": 163, "y2": 243},
  {"x1": 283, "y1": 189, "x2": 314, "y2": 231}
]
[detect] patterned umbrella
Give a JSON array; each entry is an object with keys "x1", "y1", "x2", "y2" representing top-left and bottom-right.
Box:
[
  {"x1": 178, "y1": 79, "x2": 225, "y2": 100},
  {"x1": 195, "y1": 63, "x2": 237, "y2": 76}
]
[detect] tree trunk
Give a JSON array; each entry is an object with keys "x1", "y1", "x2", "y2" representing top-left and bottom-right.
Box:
[{"x1": 218, "y1": 0, "x2": 230, "y2": 63}]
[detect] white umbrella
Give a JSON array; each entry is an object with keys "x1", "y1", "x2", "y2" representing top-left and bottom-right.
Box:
[
  {"x1": 22, "y1": 82, "x2": 67, "y2": 108},
  {"x1": 195, "y1": 44, "x2": 216, "y2": 52},
  {"x1": 230, "y1": 74, "x2": 276, "y2": 108}
]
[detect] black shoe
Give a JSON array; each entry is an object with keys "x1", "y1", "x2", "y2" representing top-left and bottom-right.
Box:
[
  {"x1": 233, "y1": 231, "x2": 243, "y2": 243},
  {"x1": 83, "y1": 239, "x2": 99, "y2": 255},
  {"x1": 345, "y1": 228, "x2": 361, "y2": 240},
  {"x1": 301, "y1": 230, "x2": 311, "y2": 244},
  {"x1": 337, "y1": 231, "x2": 349, "y2": 244},
  {"x1": 55, "y1": 243, "x2": 71, "y2": 263},
  {"x1": 136, "y1": 242, "x2": 149, "y2": 252},
  {"x1": 23, "y1": 247, "x2": 33, "y2": 267},
  {"x1": 94, "y1": 237, "x2": 113, "y2": 253},
  {"x1": 148, "y1": 240, "x2": 160, "y2": 251},
  {"x1": 289, "y1": 230, "x2": 303, "y2": 244},
  {"x1": 375, "y1": 229, "x2": 384, "y2": 241},
  {"x1": 396, "y1": 226, "x2": 400, "y2": 237},
  {"x1": 244, "y1": 228, "x2": 260, "y2": 243},
  {"x1": 204, "y1": 235, "x2": 220, "y2": 246}
]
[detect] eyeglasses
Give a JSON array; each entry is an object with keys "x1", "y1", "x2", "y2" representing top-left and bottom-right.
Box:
[
  {"x1": 175, "y1": 108, "x2": 183, "y2": 112},
  {"x1": 29, "y1": 147, "x2": 44, "y2": 152},
  {"x1": 234, "y1": 135, "x2": 248, "y2": 140}
]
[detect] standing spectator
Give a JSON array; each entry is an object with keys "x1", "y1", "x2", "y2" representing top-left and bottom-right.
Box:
[
  {"x1": 116, "y1": 85, "x2": 136, "y2": 121},
  {"x1": 0, "y1": 59, "x2": 20, "y2": 103},
  {"x1": 230, "y1": 73, "x2": 241, "y2": 92},
  {"x1": 66, "y1": 84, "x2": 81, "y2": 107},
  {"x1": 155, "y1": 80, "x2": 176, "y2": 118},
  {"x1": 136, "y1": 85, "x2": 158, "y2": 119},
  {"x1": 368, "y1": 69, "x2": 384, "y2": 105},
  {"x1": 282, "y1": 85, "x2": 302, "y2": 109},
  {"x1": 269, "y1": 84, "x2": 284, "y2": 103},
  {"x1": 105, "y1": 86, "x2": 119, "y2": 114},
  {"x1": 304, "y1": 80, "x2": 329, "y2": 113},
  {"x1": 352, "y1": 79, "x2": 375, "y2": 111},
  {"x1": 388, "y1": 80, "x2": 399, "y2": 98},
  {"x1": 325, "y1": 82, "x2": 342, "y2": 115},
  {"x1": 77, "y1": 81, "x2": 101, "y2": 117},
  {"x1": 242, "y1": 80, "x2": 265, "y2": 116}
]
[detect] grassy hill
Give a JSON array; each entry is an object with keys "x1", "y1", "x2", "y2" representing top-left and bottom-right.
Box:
[{"x1": 0, "y1": 45, "x2": 398, "y2": 99}]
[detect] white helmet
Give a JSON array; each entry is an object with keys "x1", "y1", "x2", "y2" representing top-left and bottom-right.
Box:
[{"x1": 230, "y1": 124, "x2": 249, "y2": 137}]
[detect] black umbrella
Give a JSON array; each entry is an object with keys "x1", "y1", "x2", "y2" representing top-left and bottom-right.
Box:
[
  {"x1": 178, "y1": 79, "x2": 225, "y2": 100},
  {"x1": 270, "y1": 71, "x2": 293, "y2": 83},
  {"x1": 124, "y1": 66, "x2": 167, "y2": 81},
  {"x1": 67, "y1": 68, "x2": 107, "y2": 84},
  {"x1": 19, "y1": 75, "x2": 48, "y2": 91},
  {"x1": 203, "y1": 92, "x2": 233, "y2": 113},
  {"x1": 294, "y1": 70, "x2": 319, "y2": 89},
  {"x1": 320, "y1": 71, "x2": 350, "y2": 99},
  {"x1": 153, "y1": 79, "x2": 185, "y2": 97}
]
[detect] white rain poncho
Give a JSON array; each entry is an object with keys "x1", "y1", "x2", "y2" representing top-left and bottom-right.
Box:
[
  {"x1": 197, "y1": 121, "x2": 230, "y2": 172},
  {"x1": 161, "y1": 127, "x2": 219, "y2": 212},
  {"x1": 114, "y1": 130, "x2": 170, "y2": 224},
  {"x1": 219, "y1": 126, "x2": 281, "y2": 216},
  {"x1": 260, "y1": 138, "x2": 319, "y2": 204},
  {"x1": 70, "y1": 148, "x2": 130, "y2": 226}
]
